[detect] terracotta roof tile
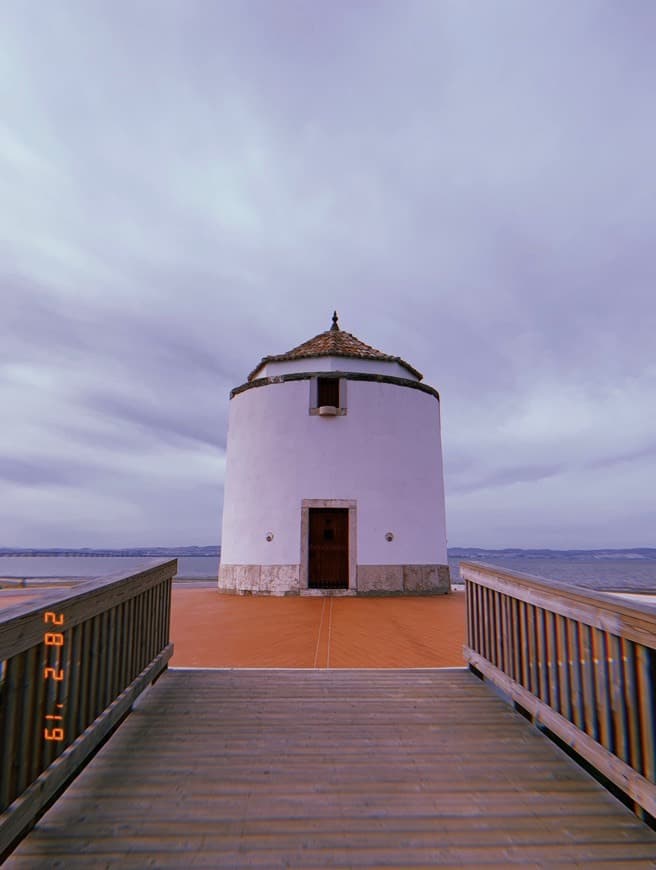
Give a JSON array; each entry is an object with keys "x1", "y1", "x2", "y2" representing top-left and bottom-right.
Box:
[{"x1": 247, "y1": 313, "x2": 423, "y2": 381}]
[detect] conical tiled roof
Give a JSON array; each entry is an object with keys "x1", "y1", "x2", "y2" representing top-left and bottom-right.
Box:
[{"x1": 247, "y1": 312, "x2": 423, "y2": 382}]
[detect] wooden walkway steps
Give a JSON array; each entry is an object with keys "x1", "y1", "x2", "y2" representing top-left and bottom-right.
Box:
[{"x1": 7, "y1": 668, "x2": 656, "y2": 868}]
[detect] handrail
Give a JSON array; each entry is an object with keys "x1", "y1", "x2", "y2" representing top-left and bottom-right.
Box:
[
  {"x1": 0, "y1": 558, "x2": 176, "y2": 857},
  {"x1": 462, "y1": 560, "x2": 656, "y2": 822}
]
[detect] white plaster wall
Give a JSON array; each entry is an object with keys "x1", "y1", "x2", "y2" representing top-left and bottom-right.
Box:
[
  {"x1": 220, "y1": 373, "x2": 448, "y2": 567},
  {"x1": 258, "y1": 358, "x2": 417, "y2": 380}
]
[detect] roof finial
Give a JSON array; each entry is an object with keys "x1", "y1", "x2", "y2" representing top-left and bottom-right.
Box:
[{"x1": 331, "y1": 310, "x2": 340, "y2": 331}]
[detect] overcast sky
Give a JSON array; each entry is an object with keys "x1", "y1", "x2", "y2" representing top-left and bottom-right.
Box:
[{"x1": 2, "y1": 1, "x2": 655, "y2": 549}]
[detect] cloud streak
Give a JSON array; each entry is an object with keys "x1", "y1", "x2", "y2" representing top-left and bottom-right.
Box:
[{"x1": 1, "y1": 0, "x2": 654, "y2": 546}]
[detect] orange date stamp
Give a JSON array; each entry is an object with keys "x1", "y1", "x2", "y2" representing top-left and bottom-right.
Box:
[{"x1": 43, "y1": 611, "x2": 65, "y2": 742}]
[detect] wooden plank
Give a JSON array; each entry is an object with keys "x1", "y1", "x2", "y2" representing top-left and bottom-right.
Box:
[
  {"x1": 14, "y1": 646, "x2": 39, "y2": 800},
  {"x1": 518, "y1": 599, "x2": 529, "y2": 689},
  {"x1": 163, "y1": 578, "x2": 172, "y2": 654},
  {"x1": 0, "y1": 653, "x2": 24, "y2": 809},
  {"x1": 527, "y1": 604, "x2": 539, "y2": 696},
  {"x1": 579, "y1": 623, "x2": 598, "y2": 740},
  {"x1": 593, "y1": 628, "x2": 613, "y2": 751},
  {"x1": 545, "y1": 610, "x2": 560, "y2": 713},
  {"x1": 132, "y1": 594, "x2": 141, "y2": 678},
  {"x1": 139, "y1": 590, "x2": 148, "y2": 673},
  {"x1": 496, "y1": 592, "x2": 506, "y2": 672},
  {"x1": 153, "y1": 585, "x2": 162, "y2": 661},
  {"x1": 535, "y1": 607, "x2": 549, "y2": 703},
  {"x1": 635, "y1": 645, "x2": 655, "y2": 784},
  {"x1": 483, "y1": 586, "x2": 493, "y2": 663},
  {"x1": 479, "y1": 584, "x2": 488, "y2": 660},
  {"x1": 555, "y1": 614, "x2": 571, "y2": 721},
  {"x1": 120, "y1": 600, "x2": 130, "y2": 692},
  {"x1": 476, "y1": 582, "x2": 484, "y2": 655},
  {"x1": 567, "y1": 617, "x2": 585, "y2": 730},
  {"x1": 78, "y1": 620, "x2": 93, "y2": 735},
  {"x1": 485, "y1": 584, "x2": 492, "y2": 661},
  {"x1": 139, "y1": 589, "x2": 149, "y2": 674},
  {"x1": 0, "y1": 644, "x2": 173, "y2": 858},
  {"x1": 161, "y1": 580, "x2": 170, "y2": 652},
  {"x1": 88, "y1": 615, "x2": 102, "y2": 727},
  {"x1": 144, "y1": 587, "x2": 153, "y2": 672},
  {"x1": 487, "y1": 585, "x2": 494, "y2": 662},
  {"x1": 492, "y1": 588, "x2": 502, "y2": 668},
  {"x1": 608, "y1": 633, "x2": 628, "y2": 762},
  {"x1": 136, "y1": 590, "x2": 146, "y2": 673},
  {"x1": 465, "y1": 647, "x2": 656, "y2": 819},
  {"x1": 123, "y1": 598, "x2": 134, "y2": 691},
  {"x1": 28, "y1": 644, "x2": 47, "y2": 792},
  {"x1": 465, "y1": 581, "x2": 473, "y2": 649},
  {"x1": 7, "y1": 667, "x2": 656, "y2": 867},
  {"x1": 508, "y1": 596, "x2": 518, "y2": 682},
  {"x1": 461, "y1": 562, "x2": 656, "y2": 648},
  {"x1": 96, "y1": 610, "x2": 108, "y2": 713},
  {"x1": 105, "y1": 607, "x2": 117, "y2": 704},
  {"x1": 475, "y1": 582, "x2": 483, "y2": 655},
  {"x1": 500, "y1": 591, "x2": 510, "y2": 675},
  {"x1": 67, "y1": 622, "x2": 83, "y2": 747},
  {"x1": 148, "y1": 585, "x2": 157, "y2": 662},
  {"x1": 622, "y1": 637, "x2": 643, "y2": 773}
]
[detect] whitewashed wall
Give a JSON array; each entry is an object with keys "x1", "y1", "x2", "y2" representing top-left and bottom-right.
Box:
[{"x1": 220, "y1": 373, "x2": 447, "y2": 567}]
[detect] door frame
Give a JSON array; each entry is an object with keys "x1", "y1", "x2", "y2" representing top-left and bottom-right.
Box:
[{"x1": 300, "y1": 499, "x2": 357, "y2": 592}]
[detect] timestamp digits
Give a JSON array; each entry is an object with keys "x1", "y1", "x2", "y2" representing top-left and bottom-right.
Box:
[{"x1": 43, "y1": 611, "x2": 66, "y2": 743}]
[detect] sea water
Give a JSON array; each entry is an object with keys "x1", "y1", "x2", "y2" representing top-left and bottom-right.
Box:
[
  {"x1": 448, "y1": 555, "x2": 656, "y2": 592},
  {"x1": 0, "y1": 555, "x2": 220, "y2": 582},
  {"x1": 1, "y1": 553, "x2": 656, "y2": 592}
]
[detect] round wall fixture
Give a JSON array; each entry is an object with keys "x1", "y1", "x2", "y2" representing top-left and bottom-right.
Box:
[
  {"x1": 265, "y1": 532, "x2": 274, "y2": 542},
  {"x1": 385, "y1": 532, "x2": 394, "y2": 542}
]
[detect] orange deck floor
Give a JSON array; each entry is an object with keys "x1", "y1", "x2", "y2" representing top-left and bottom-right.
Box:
[{"x1": 169, "y1": 588, "x2": 467, "y2": 668}]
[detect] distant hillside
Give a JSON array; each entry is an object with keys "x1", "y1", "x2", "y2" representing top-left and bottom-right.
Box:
[
  {"x1": 0, "y1": 546, "x2": 221, "y2": 557},
  {"x1": 2, "y1": 546, "x2": 654, "y2": 560},
  {"x1": 450, "y1": 548, "x2": 656, "y2": 561}
]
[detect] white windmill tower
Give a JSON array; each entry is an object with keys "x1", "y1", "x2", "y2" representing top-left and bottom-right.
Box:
[{"x1": 218, "y1": 313, "x2": 450, "y2": 595}]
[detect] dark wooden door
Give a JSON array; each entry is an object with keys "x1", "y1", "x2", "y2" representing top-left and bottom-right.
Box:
[{"x1": 308, "y1": 508, "x2": 349, "y2": 589}]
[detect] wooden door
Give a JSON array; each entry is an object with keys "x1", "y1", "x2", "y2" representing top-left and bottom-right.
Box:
[{"x1": 308, "y1": 509, "x2": 349, "y2": 589}]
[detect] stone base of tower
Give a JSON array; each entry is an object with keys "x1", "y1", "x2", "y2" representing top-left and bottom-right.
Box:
[
  {"x1": 218, "y1": 564, "x2": 301, "y2": 595},
  {"x1": 218, "y1": 563, "x2": 450, "y2": 596},
  {"x1": 356, "y1": 564, "x2": 450, "y2": 595}
]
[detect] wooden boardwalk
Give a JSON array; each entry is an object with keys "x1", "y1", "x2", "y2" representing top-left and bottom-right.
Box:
[{"x1": 8, "y1": 668, "x2": 656, "y2": 868}]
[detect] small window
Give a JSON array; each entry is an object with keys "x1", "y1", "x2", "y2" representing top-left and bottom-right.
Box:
[
  {"x1": 309, "y1": 376, "x2": 346, "y2": 415},
  {"x1": 317, "y1": 377, "x2": 339, "y2": 408}
]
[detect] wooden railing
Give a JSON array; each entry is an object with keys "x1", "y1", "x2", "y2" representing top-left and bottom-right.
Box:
[
  {"x1": 462, "y1": 560, "x2": 656, "y2": 821},
  {"x1": 0, "y1": 559, "x2": 176, "y2": 857}
]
